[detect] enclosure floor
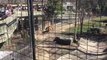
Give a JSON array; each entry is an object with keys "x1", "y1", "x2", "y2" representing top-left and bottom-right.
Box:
[{"x1": 35, "y1": 19, "x2": 107, "y2": 60}]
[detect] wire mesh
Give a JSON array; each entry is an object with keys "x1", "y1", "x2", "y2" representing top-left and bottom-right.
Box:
[
  {"x1": 0, "y1": 0, "x2": 107, "y2": 60},
  {"x1": 0, "y1": 0, "x2": 33, "y2": 60}
]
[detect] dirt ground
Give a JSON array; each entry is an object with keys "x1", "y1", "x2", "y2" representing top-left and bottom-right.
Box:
[
  {"x1": 35, "y1": 22, "x2": 78, "y2": 60},
  {"x1": 35, "y1": 20, "x2": 107, "y2": 60}
]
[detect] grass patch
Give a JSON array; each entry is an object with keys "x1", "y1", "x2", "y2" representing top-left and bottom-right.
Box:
[
  {"x1": 93, "y1": 16, "x2": 107, "y2": 21},
  {"x1": 64, "y1": 16, "x2": 107, "y2": 34}
]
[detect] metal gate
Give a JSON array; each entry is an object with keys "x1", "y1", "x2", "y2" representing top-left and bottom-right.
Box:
[{"x1": 0, "y1": 0, "x2": 107, "y2": 60}]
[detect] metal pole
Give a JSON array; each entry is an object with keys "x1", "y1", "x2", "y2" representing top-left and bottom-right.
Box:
[
  {"x1": 74, "y1": 0, "x2": 78, "y2": 41},
  {"x1": 27, "y1": 0, "x2": 36, "y2": 60}
]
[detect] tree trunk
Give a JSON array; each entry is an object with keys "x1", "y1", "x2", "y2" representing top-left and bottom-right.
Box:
[
  {"x1": 80, "y1": 17, "x2": 84, "y2": 34},
  {"x1": 80, "y1": 10, "x2": 85, "y2": 34}
]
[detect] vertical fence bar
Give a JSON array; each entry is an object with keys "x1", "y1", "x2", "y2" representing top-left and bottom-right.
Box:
[
  {"x1": 74, "y1": 0, "x2": 78, "y2": 41},
  {"x1": 27, "y1": 0, "x2": 36, "y2": 60}
]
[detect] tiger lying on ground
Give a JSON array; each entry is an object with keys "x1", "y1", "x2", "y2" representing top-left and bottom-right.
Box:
[{"x1": 42, "y1": 26, "x2": 53, "y2": 34}]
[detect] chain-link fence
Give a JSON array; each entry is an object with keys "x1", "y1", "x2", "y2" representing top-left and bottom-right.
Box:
[{"x1": 0, "y1": 0, "x2": 107, "y2": 60}]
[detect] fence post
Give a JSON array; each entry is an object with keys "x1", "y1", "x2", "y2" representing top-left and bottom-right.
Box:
[{"x1": 27, "y1": 0, "x2": 36, "y2": 60}]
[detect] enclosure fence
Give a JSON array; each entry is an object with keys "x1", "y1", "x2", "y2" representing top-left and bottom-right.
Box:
[{"x1": 0, "y1": 0, "x2": 107, "y2": 60}]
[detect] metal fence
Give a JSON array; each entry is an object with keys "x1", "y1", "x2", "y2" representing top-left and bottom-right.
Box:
[{"x1": 0, "y1": 0, "x2": 107, "y2": 60}]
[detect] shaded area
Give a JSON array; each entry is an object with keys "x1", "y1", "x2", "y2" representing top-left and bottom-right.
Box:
[
  {"x1": 0, "y1": 42, "x2": 5, "y2": 48},
  {"x1": 61, "y1": 32, "x2": 107, "y2": 42}
]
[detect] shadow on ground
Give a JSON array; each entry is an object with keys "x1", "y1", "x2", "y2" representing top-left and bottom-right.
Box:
[{"x1": 60, "y1": 32, "x2": 107, "y2": 42}]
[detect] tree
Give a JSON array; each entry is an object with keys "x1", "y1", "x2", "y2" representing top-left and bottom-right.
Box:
[
  {"x1": 77, "y1": 0, "x2": 94, "y2": 34},
  {"x1": 90, "y1": 0, "x2": 107, "y2": 16},
  {"x1": 44, "y1": 0, "x2": 63, "y2": 25},
  {"x1": 42, "y1": 0, "x2": 63, "y2": 32},
  {"x1": 77, "y1": 0, "x2": 107, "y2": 34}
]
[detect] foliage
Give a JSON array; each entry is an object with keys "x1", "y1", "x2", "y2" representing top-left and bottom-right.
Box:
[
  {"x1": 77, "y1": 0, "x2": 107, "y2": 15},
  {"x1": 65, "y1": 17, "x2": 107, "y2": 34},
  {"x1": 77, "y1": 0, "x2": 93, "y2": 12},
  {"x1": 44, "y1": 0, "x2": 63, "y2": 17},
  {"x1": 76, "y1": 0, "x2": 107, "y2": 34}
]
